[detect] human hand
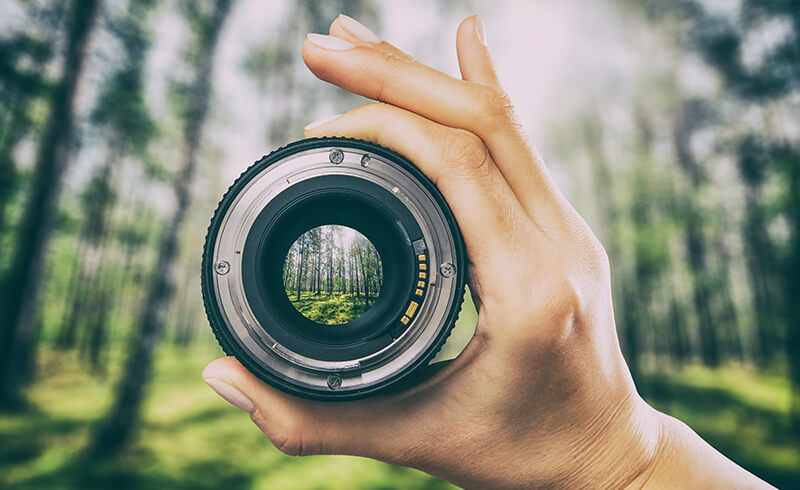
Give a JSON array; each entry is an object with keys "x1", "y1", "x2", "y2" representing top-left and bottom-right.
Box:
[{"x1": 203, "y1": 14, "x2": 771, "y2": 489}]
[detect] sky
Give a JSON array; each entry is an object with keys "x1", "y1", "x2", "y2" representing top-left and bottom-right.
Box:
[
  {"x1": 1, "y1": 0, "x2": 687, "y2": 207},
  {"x1": 203, "y1": 0, "x2": 658, "y2": 189}
]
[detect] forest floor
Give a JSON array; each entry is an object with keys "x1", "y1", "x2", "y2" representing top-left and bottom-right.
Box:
[
  {"x1": 287, "y1": 291, "x2": 374, "y2": 325},
  {"x1": 0, "y1": 346, "x2": 797, "y2": 489}
]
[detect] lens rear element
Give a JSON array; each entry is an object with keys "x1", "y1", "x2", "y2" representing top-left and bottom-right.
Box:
[{"x1": 283, "y1": 225, "x2": 383, "y2": 326}]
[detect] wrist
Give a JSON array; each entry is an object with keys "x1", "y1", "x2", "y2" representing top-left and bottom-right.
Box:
[
  {"x1": 625, "y1": 410, "x2": 773, "y2": 489},
  {"x1": 559, "y1": 392, "x2": 663, "y2": 489},
  {"x1": 420, "y1": 383, "x2": 665, "y2": 489}
]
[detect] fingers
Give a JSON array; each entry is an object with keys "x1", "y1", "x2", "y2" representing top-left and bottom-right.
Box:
[
  {"x1": 456, "y1": 15, "x2": 500, "y2": 89},
  {"x1": 304, "y1": 17, "x2": 572, "y2": 230},
  {"x1": 202, "y1": 356, "x2": 395, "y2": 458},
  {"x1": 304, "y1": 103, "x2": 531, "y2": 272},
  {"x1": 329, "y1": 14, "x2": 413, "y2": 61}
]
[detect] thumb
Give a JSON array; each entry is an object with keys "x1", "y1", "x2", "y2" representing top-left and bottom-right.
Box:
[
  {"x1": 456, "y1": 15, "x2": 501, "y2": 88},
  {"x1": 201, "y1": 356, "x2": 401, "y2": 458}
]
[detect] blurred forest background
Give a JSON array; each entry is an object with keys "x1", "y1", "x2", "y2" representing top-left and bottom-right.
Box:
[{"x1": 0, "y1": 0, "x2": 798, "y2": 488}]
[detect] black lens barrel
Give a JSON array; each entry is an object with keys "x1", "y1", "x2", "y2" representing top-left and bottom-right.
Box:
[{"x1": 201, "y1": 137, "x2": 465, "y2": 400}]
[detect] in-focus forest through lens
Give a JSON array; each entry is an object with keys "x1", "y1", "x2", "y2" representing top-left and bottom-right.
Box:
[
  {"x1": 0, "y1": 0, "x2": 798, "y2": 488},
  {"x1": 284, "y1": 225, "x2": 382, "y2": 325}
]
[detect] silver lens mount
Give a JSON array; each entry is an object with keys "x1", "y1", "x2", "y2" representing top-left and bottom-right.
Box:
[{"x1": 202, "y1": 138, "x2": 465, "y2": 400}]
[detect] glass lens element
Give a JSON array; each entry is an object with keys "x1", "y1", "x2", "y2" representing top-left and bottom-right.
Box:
[{"x1": 283, "y1": 225, "x2": 383, "y2": 325}]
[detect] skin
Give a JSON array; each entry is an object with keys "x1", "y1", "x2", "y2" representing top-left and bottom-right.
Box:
[{"x1": 203, "y1": 15, "x2": 774, "y2": 489}]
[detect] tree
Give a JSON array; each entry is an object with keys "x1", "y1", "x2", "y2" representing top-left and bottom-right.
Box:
[
  {"x1": 0, "y1": 32, "x2": 52, "y2": 255},
  {"x1": 672, "y1": 98, "x2": 722, "y2": 367},
  {"x1": 77, "y1": 0, "x2": 157, "y2": 371},
  {"x1": 0, "y1": 0, "x2": 101, "y2": 409},
  {"x1": 627, "y1": 0, "x2": 800, "y2": 433},
  {"x1": 90, "y1": 0, "x2": 235, "y2": 455}
]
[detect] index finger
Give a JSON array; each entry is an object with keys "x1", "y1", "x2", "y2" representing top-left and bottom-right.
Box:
[{"x1": 301, "y1": 34, "x2": 571, "y2": 231}]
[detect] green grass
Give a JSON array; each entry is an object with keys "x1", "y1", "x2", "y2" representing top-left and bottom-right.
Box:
[
  {"x1": 287, "y1": 291, "x2": 373, "y2": 325},
  {"x1": 0, "y1": 346, "x2": 454, "y2": 490},
  {"x1": 639, "y1": 364, "x2": 799, "y2": 488},
  {"x1": 0, "y1": 344, "x2": 797, "y2": 489}
]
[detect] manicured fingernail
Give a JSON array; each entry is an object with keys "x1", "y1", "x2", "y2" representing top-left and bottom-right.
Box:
[
  {"x1": 305, "y1": 114, "x2": 342, "y2": 131},
  {"x1": 306, "y1": 33, "x2": 355, "y2": 50},
  {"x1": 204, "y1": 378, "x2": 254, "y2": 413},
  {"x1": 337, "y1": 14, "x2": 381, "y2": 43},
  {"x1": 474, "y1": 15, "x2": 487, "y2": 46}
]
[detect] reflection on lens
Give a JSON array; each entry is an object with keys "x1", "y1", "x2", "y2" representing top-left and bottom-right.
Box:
[{"x1": 283, "y1": 225, "x2": 383, "y2": 325}]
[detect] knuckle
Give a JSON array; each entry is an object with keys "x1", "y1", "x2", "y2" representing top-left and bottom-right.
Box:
[
  {"x1": 473, "y1": 85, "x2": 517, "y2": 130},
  {"x1": 271, "y1": 430, "x2": 298, "y2": 456},
  {"x1": 271, "y1": 428, "x2": 312, "y2": 456},
  {"x1": 506, "y1": 269, "x2": 582, "y2": 347},
  {"x1": 537, "y1": 276, "x2": 582, "y2": 343},
  {"x1": 274, "y1": 436, "x2": 304, "y2": 456},
  {"x1": 375, "y1": 51, "x2": 407, "y2": 102},
  {"x1": 252, "y1": 412, "x2": 314, "y2": 457},
  {"x1": 440, "y1": 130, "x2": 492, "y2": 176},
  {"x1": 589, "y1": 235, "x2": 611, "y2": 276},
  {"x1": 354, "y1": 102, "x2": 389, "y2": 122},
  {"x1": 576, "y1": 230, "x2": 611, "y2": 280}
]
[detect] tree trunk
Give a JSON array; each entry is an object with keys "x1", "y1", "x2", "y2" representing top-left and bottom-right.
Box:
[
  {"x1": 0, "y1": 0, "x2": 101, "y2": 409},
  {"x1": 685, "y1": 210, "x2": 720, "y2": 366},
  {"x1": 674, "y1": 101, "x2": 720, "y2": 367},
  {"x1": 741, "y1": 189, "x2": 781, "y2": 364},
  {"x1": 327, "y1": 245, "x2": 333, "y2": 294},
  {"x1": 295, "y1": 236, "x2": 305, "y2": 300},
  {"x1": 785, "y1": 156, "x2": 800, "y2": 440},
  {"x1": 59, "y1": 143, "x2": 119, "y2": 349},
  {"x1": 57, "y1": 238, "x2": 90, "y2": 348},
  {"x1": 89, "y1": 0, "x2": 233, "y2": 455},
  {"x1": 357, "y1": 243, "x2": 369, "y2": 304},
  {"x1": 668, "y1": 297, "x2": 689, "y2": 363}
]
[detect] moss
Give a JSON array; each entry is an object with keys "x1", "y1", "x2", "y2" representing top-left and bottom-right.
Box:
[{"x1": 288, "y1": 292, "x2": 373, "y2": 325}]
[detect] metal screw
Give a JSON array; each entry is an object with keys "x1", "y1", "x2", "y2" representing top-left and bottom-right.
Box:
[
  {"x1": 327, "y1": 374, "x2": 342, "y2": 390},
  {"x1": 329, "y1": 149, "x2": 344, "y2": 164},
  {"x1": 214, "y1": 260, "x2": 230, "y2": 275},
  {"x1": 440, "y1": 262, "x2": 456, "y2": 278},
  {"x1": 360, "y1": 154, "x2": 370, "y2": 167}
]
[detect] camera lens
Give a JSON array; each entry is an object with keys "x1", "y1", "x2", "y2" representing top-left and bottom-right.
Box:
[{"x1": 202, "y1": 137, "x2": 466, "y2": 400}]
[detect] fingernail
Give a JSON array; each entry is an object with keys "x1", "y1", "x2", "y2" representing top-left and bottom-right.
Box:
[
  {"x1": 306, "y1": 33, "x2": 356, "y2": 50},
  {"x1": 305, "y1": 114, "x2": 342, "y2": 131},
  {"x1": 204, "y1": 378, "x2": 254, "y2": 413},
  {"x1": 337, "y1": 14, "x2": 381, "y2": 43},
  {"x1": 474, "y1": 15, "x2": 487, "y2": 46}
]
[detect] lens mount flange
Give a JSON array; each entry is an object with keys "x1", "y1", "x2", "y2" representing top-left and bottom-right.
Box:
[{"x1": 202, "y1": 138, "x2": 466, "y2": 400}]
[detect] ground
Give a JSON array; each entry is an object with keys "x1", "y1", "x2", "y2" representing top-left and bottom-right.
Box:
[
  {"x1": 0, "y1": 346, "x2": 797, "y2": 489},
  {"x1": 287, "y1": 291, "x2": 374, "y2": 325}
]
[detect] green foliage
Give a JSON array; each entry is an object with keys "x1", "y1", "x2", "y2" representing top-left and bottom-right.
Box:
[
  {"x1": 90, "y1": 0, "x2": 157, "y2": 156},
  {"x1": 289, "y1": 292, "x2": 373, "y2": 325},
  {"x1": 90, "y1": 66, "x2": 156, "y2": 153}
]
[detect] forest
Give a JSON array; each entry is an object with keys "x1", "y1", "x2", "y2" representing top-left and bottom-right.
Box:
[
  {"x1": 283, "y1": 225, "x2": 383, "y2": 325},
  {"x1": 0, "y1": 0, "x2": 798, "y2": 488}
]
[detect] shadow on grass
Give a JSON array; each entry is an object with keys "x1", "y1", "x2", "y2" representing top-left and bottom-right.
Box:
[
  {"x1": 639, "y1": 373, "x2": 799, "y2": 489},
  {"x1": 0, "y1": 405, "x2": 257, "y2": 490},
  {"x1": 4, "y1": 452, "x2": 254, "y2": 490},
  {"x1": 0, "y1": 413, "x2": 85, "y2": 469}
]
